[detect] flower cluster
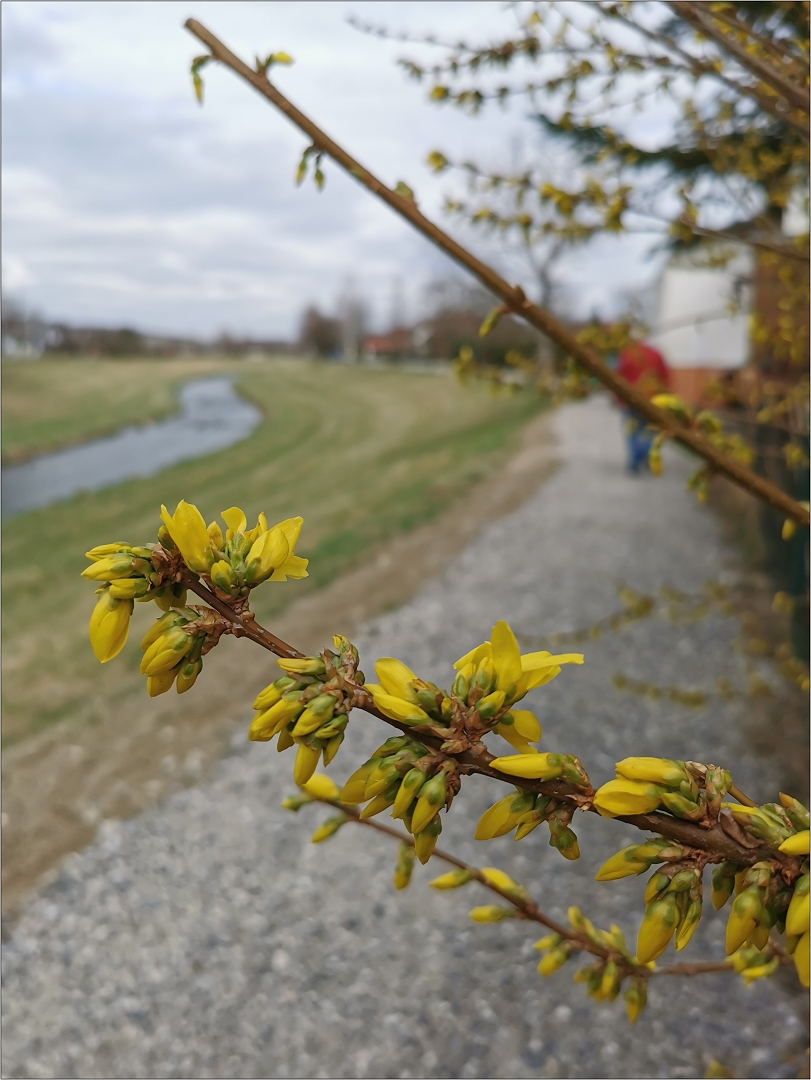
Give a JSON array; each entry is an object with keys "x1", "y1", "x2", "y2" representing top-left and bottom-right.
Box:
[
  {"x1": 82, "y1": 500, "x2": 308, "y2": 694},
  {"x1": 595, "y1": 774, "x2": 809, "y2": 985},
  {"x1": 713, "y1": 796, "x2": 809, "y2": 988},
  {"x1": 474, "y1": 785, "x2": 584, "y2": 860},
  {"x1": 249, "y1": 636, "x2": 364, "y2": 784},
  {"x1": 593, "y1": 756, "x2": 731, "y2": 822},
  {"x1": 341, "y1": 735, "x2": 453, "y2": 863},
  {"x1": 367, "y1": 619, "x2": 582, "y2": 756}
]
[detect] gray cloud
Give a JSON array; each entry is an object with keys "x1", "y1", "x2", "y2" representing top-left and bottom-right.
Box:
[{"x1": 2, "y1": 1, "x2": 661, "y2": 339}]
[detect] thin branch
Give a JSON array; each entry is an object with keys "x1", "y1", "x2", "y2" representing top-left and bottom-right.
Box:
[
  {"x1": 690, "y1": 3, "x2": 810, "y2": 73},
  {"x1": 591, "y1": 1, "x2": 810, "y2": 137},
  {"x1": 178, "y1": 571, "x2": 796, "y2": 870},
  {"x1": 317, "y1": 798, "x2": 739, "y2": 980},
  {"x1": 669, "y1": 2, "x2": 811, "y2": 114},
  {"x1": 181, "y1": 19, "x2": 810, "y2": 529}
]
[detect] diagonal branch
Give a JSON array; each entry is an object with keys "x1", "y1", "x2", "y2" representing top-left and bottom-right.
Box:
[
  {"x1": 182, "y1": 17, "x2": 809, "y2": 529},
  {"x1": 179, "y1": 570, "x2": 796, "y2": 870},
  {"x1": 313, "y1": 797, "x2": 747, "y2": 979},
  {"x1": 669, "y1": 2, "x2": 811, "y2": 114}
]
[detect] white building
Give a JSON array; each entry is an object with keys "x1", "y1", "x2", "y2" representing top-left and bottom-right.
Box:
[{"x1": 649, "y1": 245, "x2": 753, "y2": 404}]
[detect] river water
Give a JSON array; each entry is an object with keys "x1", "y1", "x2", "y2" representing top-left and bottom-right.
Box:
[{"x1": 2, "y1": 377, "x2": 262, "y2": 518}]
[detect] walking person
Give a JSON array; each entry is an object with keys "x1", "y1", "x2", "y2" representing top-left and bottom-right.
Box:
[{"x1": 615, "y1": 341, "x2": 671, "y2": 474}]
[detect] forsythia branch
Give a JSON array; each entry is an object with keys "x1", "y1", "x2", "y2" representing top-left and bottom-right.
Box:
[
  {"x1": 179, "y1": 569, "x2": 793, "y2": 868},
  {"x1": 182, "y1": 17, "x2": 809, "y2": 530}
]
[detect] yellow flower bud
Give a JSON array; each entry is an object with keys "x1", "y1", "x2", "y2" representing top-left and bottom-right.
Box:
[
  {"x1": 537, "y1": 947, "x2": 570, "y2": 975},
  {"x1": 366, "y1": 685, "x2": 430, "y2": 725},
  {"x1": 489, "y1": 752, "x2": 565, "y2": 780},
  {"x1": 614, "y1": 757, "x2": 687, "y2": 787},
  {"x1": 292, "y1": 694, "x2": 336, "y2": 736},
  {"x1": 88, "y1": 589, "x2": 133, "y2": 663},
  {"x1": 147, "y1": 667, "x2": 178, "y2": 697},
  {"x1": 302, "y1": 773, "x2": 341, "y2": 802},
  {"x1": 340, "y1": 761, "x2": 377, "y2": 804},
  {"x1": 474, "y1": 792, "x2": 533, "y2": 840},
  {"x1": 359, "y1": 792, "x2": 396, "y2": 820},
  {"x1": 594, "y1": 846, "x2": 649, "y2": 881},
  {"x1": 725, "y1": 888, "x2": 762, "y2": 954},
  {"x1": 310, "y1": 815, "x2": 345, "y2": 843},
  {"x1": 392, "y1": 768, "x2": 426, "y2": 819},
  {"x1": 469, "y1": 905, "x2": 514, "y2": 923},
  {"x1": 674, "y1": 899, "x2": 702, "y2": 951},
  {"x1": 779, "y1": 830, "x2": 810, "y2": 856},
  {"x1": 593, "y1": 778, "x2": 664, "y2": 818},
  {"x1": 81, "y1": 553, "x2": 136, "y2": 581},
  {"x1": 411, "y1": 772, "x2": 447, "y2": 834},
  {"x1": 481, "y1": 867, "x2": 519, "y2": 892},
  {"x1": 429, "y1": 868, "x2": 472, "y2": 890},
  {"x1": 140, "y1": 627, "x2": 193, "y2": 676},
  {"x1": 413, "y1": 818, "x2": 442, "y2": 863},
  {"x1": 393, "y1": 843, "x2": 415, "y2": 890},
  {"x1": 293, "y1": 742, "x2": 321, "y2": 786},
  {"x1": 637, "y1": 895, "x2": 679, "y2": 963},
  {"x1": 786, "y1": 878, "x2": 810, "y2": 937},
  {"x1": 176, "y1": 657, "x2": 202, "y2": 694},
  {"x1": 253, "y1": 683, "x2": 282, "y2": 712},
  {"x1": 107, "y1": 577, "x2": 150, "y2": 600}
]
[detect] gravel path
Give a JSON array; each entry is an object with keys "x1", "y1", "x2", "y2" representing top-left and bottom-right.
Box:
[{"x1": 2, "y1": 397, "x2": 806, "y2": 1080}]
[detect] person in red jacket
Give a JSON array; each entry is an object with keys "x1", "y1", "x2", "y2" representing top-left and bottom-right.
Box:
[{"x1": 615, "y1": 341, "x2": 671, "y2": 474}]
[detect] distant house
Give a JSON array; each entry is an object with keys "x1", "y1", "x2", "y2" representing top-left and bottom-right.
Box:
[
  {"x1": 362, "y1": 328, "x2": 414, "y2": 361},
  {"x1": 648, "y1": 244, "x2": 753, "y2": 406}
]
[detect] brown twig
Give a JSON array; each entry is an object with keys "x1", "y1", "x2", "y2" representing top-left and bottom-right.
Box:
[
  {"x1": 182, "y1": 18, "x2": 809, "y2": 529},
  {"x1": 315, "y1": 797, "x2": 747, "y2": 980},
  {"x1": 178, "y1": 571, "x2": 796, "y2": 871}
]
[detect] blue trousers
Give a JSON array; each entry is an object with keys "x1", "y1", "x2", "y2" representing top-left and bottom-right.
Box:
[{"x1": 623, "y1": 411, "x2": 653, "y2": 473}]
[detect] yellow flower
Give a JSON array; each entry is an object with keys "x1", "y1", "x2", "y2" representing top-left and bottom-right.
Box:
[
  {"x1": 245, "y1": 526, "x2": 290, "y2": 584},
  {"x1": 779, "y1": 830, "x2": 810, "y2": 856},
  {"x1": 268, "y1": 517, "x2": 308, "y2": 581},
  {"x1": 489, "y1": 752, "x2": 565, "y2": 781},
  {"x1": 160, "y1": 500, "x2": 214, "y2": 574},
  {"x1": 220, "y1": 506, "x2": 248, "y2": 539},
  {"x1": 494, "y1": 709, "x2": 541, "y2": 754},
  {"x1": 88, "y1": 589, "x2": 133, "y2": 663},
  {"x1": 454, "y1": 621, "x2": 582, "y2": 703},
  {"x1": 593, "y1": 778, "x2": 664, "y2": 818},
  {"x1": 374, "y1": 657, "x2": 421, "y2": 702}
]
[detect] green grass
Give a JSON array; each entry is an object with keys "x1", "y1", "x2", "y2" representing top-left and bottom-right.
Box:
[
  {"x1": 1, "y1": 356, "x2": 236, "y2": 463},
  {"x1": 2, "y1": 357, "x2": 541, "y2": 745}
]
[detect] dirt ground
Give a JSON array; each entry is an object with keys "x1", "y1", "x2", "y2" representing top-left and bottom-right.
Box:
[{"x1": 2, "y1": 411, "x2": 560, "y2": 916}]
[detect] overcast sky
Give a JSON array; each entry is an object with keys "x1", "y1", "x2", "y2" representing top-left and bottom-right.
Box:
[{"x1": 2, "y1": 1, "x2": 663, "y2": 340}]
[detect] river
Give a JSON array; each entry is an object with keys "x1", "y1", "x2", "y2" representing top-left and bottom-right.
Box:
[{"x1": 2, "y1": 377, "x2": 262, "y2": 518}]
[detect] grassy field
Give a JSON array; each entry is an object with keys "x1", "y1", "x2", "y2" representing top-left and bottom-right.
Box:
[
  {"x1": 2, "y1": 357, "x2": 236, "y2": 463},
  {"x1": 2, "y1": 357, "x2": 541, "y2": 746}
]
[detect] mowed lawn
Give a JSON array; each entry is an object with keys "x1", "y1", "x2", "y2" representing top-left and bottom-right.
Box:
[{"x1": 2, "y1": 357, "x2": 541, "y2": 745}]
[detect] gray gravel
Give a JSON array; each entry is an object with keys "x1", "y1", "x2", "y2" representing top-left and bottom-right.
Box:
[{"x1": 2, "y1": 397, "x2": 806, "y2": 1079}]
